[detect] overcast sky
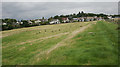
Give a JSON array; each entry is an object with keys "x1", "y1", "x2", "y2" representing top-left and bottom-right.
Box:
[
  {"x1": 2, "y1": 2, "x2": 119, "y2": 20},
  {"x1": 1, "y1": 0, "x2": 120, "y2": 2}
]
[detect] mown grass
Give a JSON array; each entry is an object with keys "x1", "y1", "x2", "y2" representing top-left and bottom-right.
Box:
[
  {"x1": 2, "y1": 21, "x2": 118, "y2": 65},
  {"x1": 33, "y1": 21, "x2": 118, "y2": 65},
  {"x1": 2, "y1": 22, "x2": 88, "y2": 46},
  {"x1": 2, "y1": 22, "x2": 89, "y2": 65}
]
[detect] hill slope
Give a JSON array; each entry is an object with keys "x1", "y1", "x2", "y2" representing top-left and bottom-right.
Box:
[{"x1": 2, "y1": 21, "x2": 118, "y2": 65}]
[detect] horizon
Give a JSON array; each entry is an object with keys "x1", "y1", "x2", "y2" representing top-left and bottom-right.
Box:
[
  {"x1": 2, "y1": 2, "x2": 118, "y2": 20},
  {"x1": 2, "y1": 12, "x2": 118, "y2": 21}
]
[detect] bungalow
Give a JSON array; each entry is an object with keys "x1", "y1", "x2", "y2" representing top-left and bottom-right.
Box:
[
  {"x1": 62, "y1": 18, "x2": 69, "y2": 23},
  {"x1": 49, "y1": 19, "x2": 60, "y2": 24}
]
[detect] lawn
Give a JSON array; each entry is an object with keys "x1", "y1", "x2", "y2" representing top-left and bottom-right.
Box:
[{"x1": 2, "y1": 21, "x2": 118, "y2": 65}]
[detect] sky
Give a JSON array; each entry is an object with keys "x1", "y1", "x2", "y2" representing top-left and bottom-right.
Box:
[
  {"x1": 1, "y1": 0, "x2": 119, "y2": 20},
  {"x1": 1, "y1": 0, "x2": 120, "y2": 2}
]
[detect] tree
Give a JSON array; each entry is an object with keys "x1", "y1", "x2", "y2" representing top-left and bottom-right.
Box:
[
  {"x1": 21, "y1": 20, "x2": 29, "y2": 27},
  {"x1": 72, "y1": 13, "x2": 77, "y2": 18},
  {"x1": 81, "y1": 11, "x2": 85, "y2": 17},
  {"x1": 54, "y1": 15, "x2": 59, "y2": 19},
  {"x1": 42, "y1": 17, "x2": 44, "y2": 19},
  {"x1": 81, "y1": 11, "x2": 84, "y2": 14},
  {"x1": 77, "y1": 11, "x2": 81, "y2": 17},
  {"x1": 48, "y1": 17, "x2": 53, "y2": 22}
]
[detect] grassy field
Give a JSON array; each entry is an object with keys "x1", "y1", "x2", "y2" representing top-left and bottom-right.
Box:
[{"x1": 2, "y1": 21, "x2": 118, "y2": 65}]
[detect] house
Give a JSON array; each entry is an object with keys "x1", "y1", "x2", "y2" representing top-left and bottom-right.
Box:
[
  {"x1": 114, "y1": 17, "x2": 120, "y2": 19},
  {"x1": 2, "y1": 23, "x2": 7, "y2": 25},
  {"x1": 49, "y1": 19, "x2": 60, "y2": 24},
  {"x1": 86, "y1": 17, "x2": 94, "y2": 21},
  {"x1": 98, "y1": 17, "x2": 103, "y2": 20},
  {"x1": 94, "y1": 16, "x2": 97, "y2": 18},
  {"x1": 15, "y1": 21, "x2": 23, "y2": 25},
  {"x1": 73, "y1": 17, "x2": 85, "y2": 22},
  {"x1": 28, "y1": 20, "x2": 33, "y2": 25},
  {"x1": 62, "y1": 18, "x2": 69, "y2": 23},
  {"x1": 40, "y1": 19, "x2": 48, "y2": 22},
  {"x1": 94, "y1": 16, "x2": 103, "y2": 21},
  {"x1": 107, "y1": 16, "x2": 112, "y2": 19},
  {"x1": 112, "y1": 17, "x2": 120, "y2": 22},
  {"x1": 35, "y1": 19, "x2": 41, "y2": 24},
  {"x1": 81, "y1": 17, "x2": 85, "y2": 22},
  {"x1": 73, "y1": 18, "x2": 80, "y2": 22},
  {"x1": 34, "y1": 19, "x2": 41, "y2": 25},
  {"x1": 20, "y1": 22, "x2": 23, "y2": 24},
  {"x1": 94, "y1": 16, "x2": 98, "y2": 20},
  {"x1": 12, "y1": 22, "x2": 18, "y2": 25},
  {"x1": 16, "y1": 21, "x2": 20, "y2": 25}
]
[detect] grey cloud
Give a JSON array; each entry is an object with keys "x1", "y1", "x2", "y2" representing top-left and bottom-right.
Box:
[
  {"x1": 2, "y1": 0, "x2": 120, "y2": 2},
  {"x1": 2, "y1": 2, "x2": 118, "y2": 20},
  {"x1": 0, "y1": 2, "x2": 2, "y2": 19}
]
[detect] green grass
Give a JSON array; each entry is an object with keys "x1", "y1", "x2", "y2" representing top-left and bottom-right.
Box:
[{"x1": 2, "y1": 21, "x2": 118, "y2": 65}]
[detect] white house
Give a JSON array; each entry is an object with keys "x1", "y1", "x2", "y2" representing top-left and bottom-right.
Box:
[
  {"x1": 49, "y1": 19, "x2": 60, "y2": 24},
  {"x1": 35, "y1": 19, "x2": 41, "y2": 24},
  {"x1": 2, "y1": 23, "x2": 7, "y2": 25},
  {"x1": 20, "y1": 22, "x2": 23, "y2": 24},
  {"x1": 16, "y1": 21, "x2": 20, "y2": 24},
  {"x1": 107, "y1": 16, "x2": 112, "y2": 19},
  {"x1": 62, "y1": 18, "x2": 69, "y2": 23}
]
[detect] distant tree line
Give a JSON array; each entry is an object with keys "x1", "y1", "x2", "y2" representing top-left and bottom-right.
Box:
[
  {"x1": 1, "y1": 11, "x2": 120, "y2": 31},
  {"x1": 53, "y1": 11, "x2": 109, "y2": 19},
  {"x1": 1, "y1": 19, "x2": 49, "y2": 31}
]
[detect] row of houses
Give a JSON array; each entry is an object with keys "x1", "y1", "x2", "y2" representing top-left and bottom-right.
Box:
[
  {"x1": 49, "y1": 16, "x2": 103, "y2": 24},
  {"x1": 2, "y1": 16, "x2": 103, "y2": 25},
  {"x1": 2, "y1": 19, "x2": 48, "y2": 26},
  {"x1": 106, "y1": 16, "x2": 120, "y2": 23},
  {"x1": 107, "y1": 16, "x2": 120, "y2": 20},
  {"x1": 26, "y1": 19, "x2": 49, "y2": 25}
]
